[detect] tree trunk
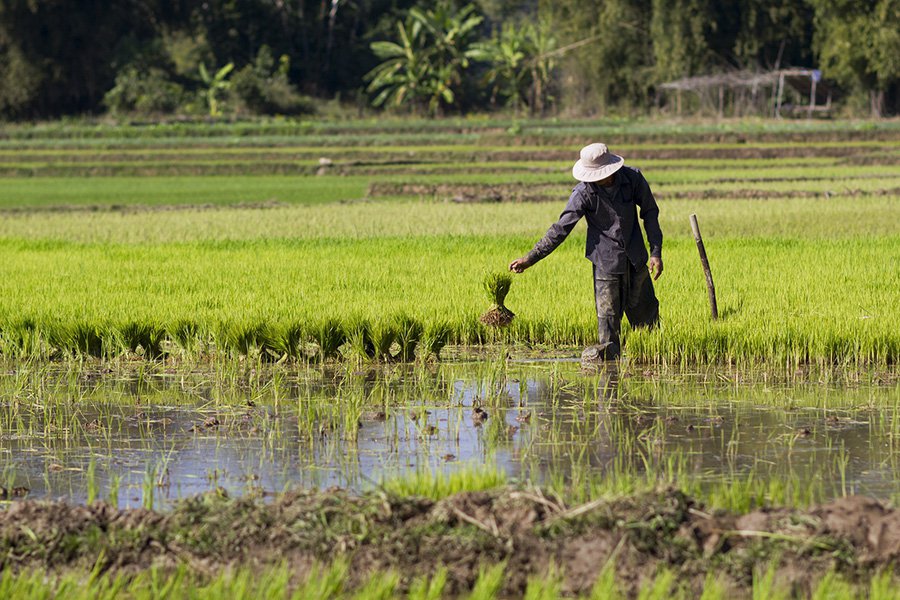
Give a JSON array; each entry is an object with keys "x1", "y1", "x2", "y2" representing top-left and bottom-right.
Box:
[{"x1": 871, "y1": 90, "x2": 884, "y2": 118}]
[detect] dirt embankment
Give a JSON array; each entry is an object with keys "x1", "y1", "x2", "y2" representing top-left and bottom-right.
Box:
[
  {"x1": 367, "y1": 182, "x2": 900, "y2": 203},
  {"x1": 2, "y1": 487, "x2": 900, "y2": 596}
]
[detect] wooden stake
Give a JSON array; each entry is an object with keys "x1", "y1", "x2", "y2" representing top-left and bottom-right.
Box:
[{"x1": 689, "y1": 214, "x2": 718, "y2": 320}]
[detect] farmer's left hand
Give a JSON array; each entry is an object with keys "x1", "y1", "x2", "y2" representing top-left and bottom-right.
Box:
[{"x1": 649, "y1": 257, "x2": 663, "y2": 280}]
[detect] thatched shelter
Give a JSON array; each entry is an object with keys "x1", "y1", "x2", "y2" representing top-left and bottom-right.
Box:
[{"x1": 658, "y1": 69, "x2": 833, "y2": 118}]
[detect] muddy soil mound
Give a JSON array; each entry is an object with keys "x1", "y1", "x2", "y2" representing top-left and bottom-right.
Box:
[
  {"x1": 480, "y1": 306, "x2": 515, "y2": 327},
  {"x1": 368, "y1": 182, "x2": 900, "y2": 203},
  {"x1": 2, "y1": 487, "x2": 899, "y2": 596}
]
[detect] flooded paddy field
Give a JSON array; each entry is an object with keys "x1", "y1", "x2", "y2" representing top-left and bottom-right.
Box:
[
  {"x1": 3, "y1": 360, "x2": 900, "y2": 597},
  {"x1": 3, "y1": 360, "x2": 897, "y2": 511}
]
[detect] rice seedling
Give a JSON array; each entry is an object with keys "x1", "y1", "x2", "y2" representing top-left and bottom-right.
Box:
[
  {"x1": 480, "y1": 272, "x2": 515, "y2": 328},
  {"x1": 382, "y1": 463, "x2": 508, "y2": 500}
]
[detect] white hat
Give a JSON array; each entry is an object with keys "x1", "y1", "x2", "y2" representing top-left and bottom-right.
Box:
[{"x1": 572, "y1": 143, "x2": 624, "y2": 182}]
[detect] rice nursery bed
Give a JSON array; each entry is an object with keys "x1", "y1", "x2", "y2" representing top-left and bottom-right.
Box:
[{"x1": 0, "y1": 202, "x2": 896, "y2": 366}]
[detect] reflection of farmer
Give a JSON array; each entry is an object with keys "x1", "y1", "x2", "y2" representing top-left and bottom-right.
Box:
[{"x1": 509, "y1": 143, "x2": 663, "y2": 360}]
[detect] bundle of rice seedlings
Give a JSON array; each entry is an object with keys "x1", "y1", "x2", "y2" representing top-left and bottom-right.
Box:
[{"x1": 479, "y1": 272, "x2": 515, "y2": 327}]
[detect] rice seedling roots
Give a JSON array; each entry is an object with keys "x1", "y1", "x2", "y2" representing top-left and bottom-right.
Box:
[
  {"x1": 479, "y1": 306, "x2": 515, "y2": 327},
  {"x1": 3, "y1": 486, "x2": 899, "y2": 596}
]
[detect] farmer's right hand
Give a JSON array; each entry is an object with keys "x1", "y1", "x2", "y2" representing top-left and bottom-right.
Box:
[{"x1": 509, "y1": 257, "x2": 531, "y2": 273}]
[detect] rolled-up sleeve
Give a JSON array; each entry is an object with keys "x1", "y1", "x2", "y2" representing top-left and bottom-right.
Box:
[
  {"x1": 525, "y1": 188, "x2": 586, "y2": 264},
  {"x1": 634, "y1": 172, "x2": 663, "y2": 258}
]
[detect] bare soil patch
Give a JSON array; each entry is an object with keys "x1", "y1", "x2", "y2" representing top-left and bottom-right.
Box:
[
  {"x1": 368, "y1": 182, "x2": 900, "y2": 203},
  {"x1": 2, "y1": 487, "x2": 899, "y2": 595}
]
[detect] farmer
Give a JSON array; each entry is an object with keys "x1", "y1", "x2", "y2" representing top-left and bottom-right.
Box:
[{"x1": 508, "y1": 143, "x2": 663, "y2": 360}]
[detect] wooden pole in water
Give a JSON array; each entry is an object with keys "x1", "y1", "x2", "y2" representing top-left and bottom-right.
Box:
[{"x1": 689, "y1": 214, "x2": 718, "y2": 320}]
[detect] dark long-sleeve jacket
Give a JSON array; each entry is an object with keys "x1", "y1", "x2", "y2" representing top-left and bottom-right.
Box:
[{"x1": 525, "y1": 166, "x2": 663, "y2": 274}]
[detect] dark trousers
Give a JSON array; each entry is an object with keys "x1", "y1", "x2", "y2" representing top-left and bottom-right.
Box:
[{"x1": 593, "y1": 262, "x2": 659, "y2": 359}]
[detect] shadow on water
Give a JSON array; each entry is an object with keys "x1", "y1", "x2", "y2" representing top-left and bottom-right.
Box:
[{"x1": 0, "y1": 361, "x2": 898, "y2": 508}]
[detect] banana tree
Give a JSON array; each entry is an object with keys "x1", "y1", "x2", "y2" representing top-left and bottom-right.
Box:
[
  {"x1": 365, "y1": 2, "x2": 483, "y2": 115},
  {"x1": 199, "y1": 62, "x2": 234, "y2": 117},
  {"x1": 470, "y1": 21, "x2": 557, "y2": 115},
  {"x1": 365, "y1": 19, "x2": 430, "y2": 113}
]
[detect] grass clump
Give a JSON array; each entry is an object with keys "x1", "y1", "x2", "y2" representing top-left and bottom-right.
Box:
[
  {"x1": 382, "y1": 464, "x2": 507, "y2": 500},
  {"x1": 479, "y1": 272, "x2": 515, "y2": 328}
]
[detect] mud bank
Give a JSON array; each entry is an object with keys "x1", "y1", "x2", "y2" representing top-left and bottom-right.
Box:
[
  {"x1": 367, "y1": 181, "x2": 900, "y2": 203},
  {"x1": 2, "y1": 487, "x2": 899, "y2": 596}
]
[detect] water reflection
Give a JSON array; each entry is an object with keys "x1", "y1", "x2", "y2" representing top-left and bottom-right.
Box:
[{"x1": 0, "y1": 363, "x2": 897, "y2": 508}]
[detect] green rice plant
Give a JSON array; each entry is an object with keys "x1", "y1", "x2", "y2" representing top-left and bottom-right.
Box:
[
  {"x1": 107, "y1": 473, "x2": 121, "y2": 507},
  {"x1": 351, "y1": 570, "x2": 399, "y2": 600},
  {"x1": 293, "y1": 559, "x2": 349, "y2": 598},
  {"x1": 345, "y1": 318, "x2": 376, "y2": 360},
  {"x1": 49, "y1": 322, "x2": 108, "y2": 358},
  {"x1": 466, "y1": 563, "x2": 506, "y2": 600},
  {"x1": 589, "y1": 560, "x2": 621, "y2": 600},
  {"x1": 637, "y1": 569, "x2": 679, "y2": 600},
  {"x1": 752, "y1": 561, "x2": 788, "y2": 600},
  {"x1": 368, "y1": 320, "x2": 398, "y2": 361},
  {"x1": 267, "y1": 322, "x2": 304, "y2": 360},
  {"x1": 0, "y1": 319, "x2": 44, "y2": 358},
  {"x1": 523, "y1": 564, "x2": 562, "y2": 600},
  {"x1": 213, "y1": 321, "x2": 274, "y2": 358},
  {"x1": 407, "y1": 568, "x2": 448, "y2": 600},
  {"x1": 382, "y1": 463, "x2": 507, "y2": 500},
  {"x1": 167, "y1": 318, "x2": 203, "y2": 353},
  {"x1": 394, "y1": 314, "x2": 423, "y2": 361},
  {"x1": 86, "y1": 458, "x2": 98, "y2": 505},
  {"x1": 698, "y1": 572, "x2": 727, "y2": 600},
  {"x1": 115, "y1": 321, "x2": 166, "y2": 358},
  {"x1": 811, "y1": 571, "x2": 857, "y2": 600},
  {"x1": 420, "y1": 321, "x2": 453, "y2": 360},
  {"x1": 142, "y1": 464, "x2": 155, "y2": 510},
  {"x1": 869, "y1": 571, "x2": 900, "y2": 600},
  {"x1": 308, "y1": 318, "x2": 347, "y2": 361}
]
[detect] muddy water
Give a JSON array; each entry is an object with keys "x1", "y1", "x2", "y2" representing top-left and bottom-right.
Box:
[{"x1": 0, "y1": 362, "x2": 897, "y2": 508}]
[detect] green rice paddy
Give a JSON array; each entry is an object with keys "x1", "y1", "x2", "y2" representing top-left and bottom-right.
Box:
[
  {"x1": 1, "y1": 117, "x2": 899, "y2": 597},
  {"x1": 0, "y1": 121, "x2": 897, "y2": 367}
]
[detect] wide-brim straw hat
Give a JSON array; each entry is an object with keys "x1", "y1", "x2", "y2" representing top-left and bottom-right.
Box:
[{"x1": 572, "y1": 143, "x2": 624, "y2": 182}]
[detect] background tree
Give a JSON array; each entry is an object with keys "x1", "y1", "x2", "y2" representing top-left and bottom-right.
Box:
[
  {"x1": 471, "y1": 21, "x2": 557, "y2": 115},
  {"x1": 0, "y1": 0, "x2": 897, "y2": 119},
  {"x1": 0, "y1": 0, "x2": 186, "y2": 118},
  {"x1": 808, "y1": 0, "x2": 900, "y2": 116},
  {"x1": 365, "y1": 1, "x2": 483, "y2": 114}
]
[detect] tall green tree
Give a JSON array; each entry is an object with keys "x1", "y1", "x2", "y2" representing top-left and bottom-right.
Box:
[
  {"x1": 540, "y1": 0, "x2": 654, "y2": 114},
  {"x1": 0, "y1": 0, "x2": 184, "y2": 118},
  {"x1": 470, "y1": 21, "x2": 557, "y2": 114},
  {"x1": 808, "y1": 0, "x2": 900, "y2": 115},
  {"x1": 650, "y1": 0, "x2": 713, "y2": 82},
  {"x1": 365, "y1": 1, "x2": 483, "y2": 114}
]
